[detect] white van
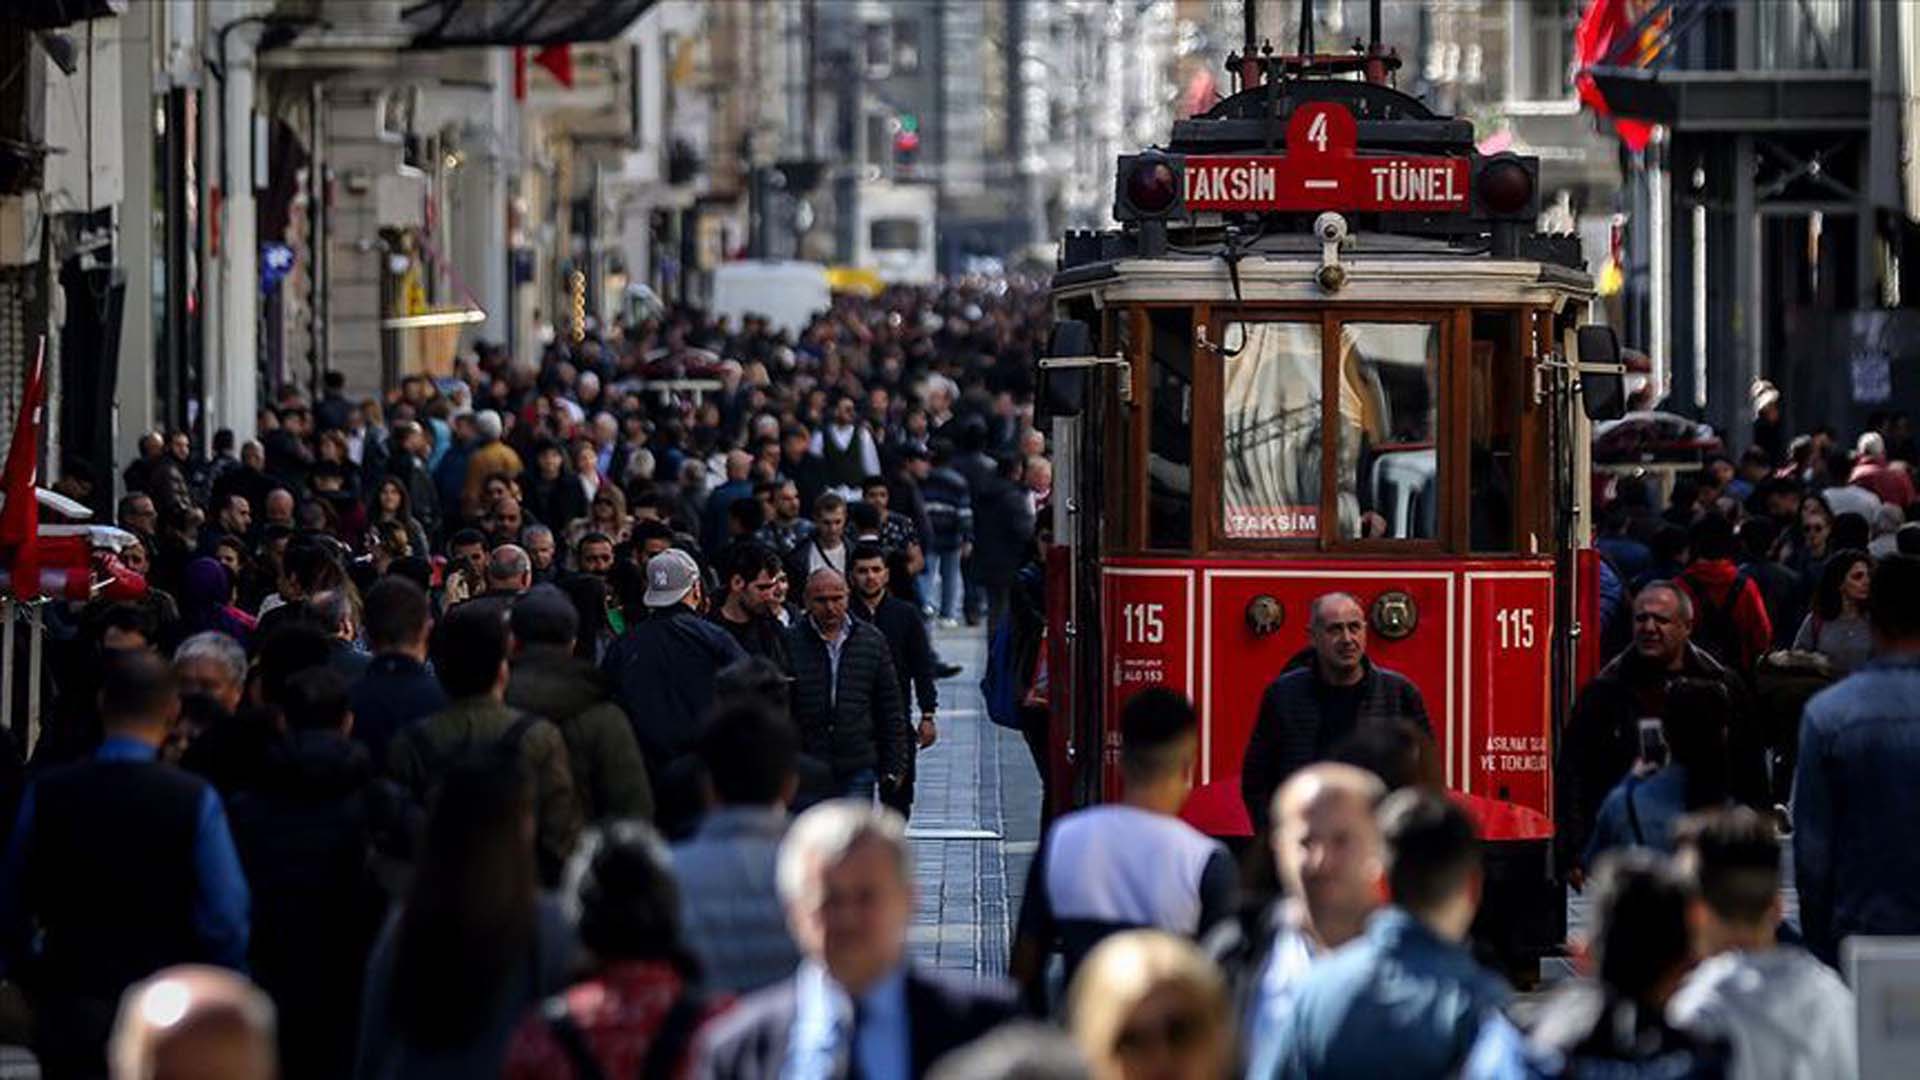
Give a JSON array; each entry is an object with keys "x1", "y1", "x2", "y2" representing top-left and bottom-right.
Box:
[
  {"x1": 855, "y1": 182, "x2": 938, "y2": 285},
  {"x1": 708, "y1": 261, "x2": 833, "y2": 337}
]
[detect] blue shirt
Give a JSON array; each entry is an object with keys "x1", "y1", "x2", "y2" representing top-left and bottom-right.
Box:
[
  {"x1": 0, "y1": 735, "x2": 251, "y2": 978},
  {"x1": 785, "y1": 961, "x2": 910, "y2": 1080},
  {"x1": 1794, "y1": 654, "x2": 1920, "y2": 964},
  {"x1": 1276, "y1": 907, "x2": 1509, "y2": 1079}
]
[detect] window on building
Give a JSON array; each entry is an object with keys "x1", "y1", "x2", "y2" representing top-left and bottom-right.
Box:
[
  {"x1": 1334, "y1": 322, "x2": 1440, "y2": 540},
  {"x1": 865, "y1": 113, "x2": 891, "y2": 168},
  {"x1": 1221, "y1": 322, "x2": 1323, "y2": 541},
  {"x1": 864, "y1": 21, "x2": 892, "y2": 78},
  {"x1": 1516, "y1": 0, "x2": 1577, "y2": 101},
  {"x1": 1147, "y1": 309, "x2": 1194, "y2": 549},
  {"x1": 893, "y1": 18, "x2": 920, "y2": 73},
  {"x1": 868, "y1": 219, "x2": 922, "y2": 252}
]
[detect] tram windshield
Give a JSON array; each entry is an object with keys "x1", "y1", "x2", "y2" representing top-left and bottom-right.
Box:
[{"x1": 1220, "y1": 318, "x2": 1440, "y2": 542}]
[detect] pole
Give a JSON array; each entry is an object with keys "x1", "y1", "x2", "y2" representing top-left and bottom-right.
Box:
[
  {"x1": 1239, "y1": 0, "x2": 1260, "y2": 87},
  {"x1": 218, "y1": 23, "x2": 260, "y2": 441},
  {"x1": 26, "y1": 601, "x2": 41, "y2": 756},
  {"x1": 1, "y1": 599, "x2": 14, "y2": 749}
]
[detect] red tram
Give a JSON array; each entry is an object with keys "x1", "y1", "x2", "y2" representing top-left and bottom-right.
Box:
[{"x1": 1034, "y1": 36, "x2": 1626, "y2": 969}]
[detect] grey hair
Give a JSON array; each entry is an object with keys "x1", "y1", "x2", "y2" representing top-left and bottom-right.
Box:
[
  {"x1": 487, "y1": 543, "x2": 531, "y2": 583},
  {"x1": 1637, "y1": 579, "x2": 1696, "y2": 624},
  {"x1": 307, "y1": 590, "x2": 355, "y2": 635},
  {"x1": 520, "y1": 523, "x2": 555, "y2": 546},
  {"x1": 173, "y1": 631, "x2": 247, "y2": 686},
  {"x1": 776, "y1": 800, "x2": 911, "y2": 904},
  {"x1": 1309, "y1": 592, "x2": 1363, "y2": 630},
  {"x1": 1858, "y1": 430, "x2": 1886, "y2": 460}
]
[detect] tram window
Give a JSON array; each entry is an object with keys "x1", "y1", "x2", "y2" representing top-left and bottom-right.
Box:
[
  {"x1": 1335, "y1": 322, "x2": 1440, "y2": 540},
  {"x1": 1147, "y1": 309, "x2": 1193, "y2": 550},
  {"x1": 1471, "y1": 313, "x2": 1520, "y2": 551},
  {"x1": 1221, "y1": 321, "x2": 1323, "y2": 541}
]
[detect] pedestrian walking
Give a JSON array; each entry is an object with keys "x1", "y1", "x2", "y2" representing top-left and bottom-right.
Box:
[
  {"x1": 848, "y1": 543, "x2": 937, "y2": 818},
  {"x1": 785, "y1": 569, "x2": 909, "y2": 800}
]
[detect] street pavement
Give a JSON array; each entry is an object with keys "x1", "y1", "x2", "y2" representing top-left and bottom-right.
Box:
[{"x1": 905, "y1": 625, "x2": 1043, "y2": 976}]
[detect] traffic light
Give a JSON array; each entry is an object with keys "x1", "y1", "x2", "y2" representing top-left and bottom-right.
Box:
[
  {"x1": 893, "y1": 113, "x2": 920, "y2": 172},
  {"x1": 1113, "y1": 151, "x2": 1187, "y2": 221}
]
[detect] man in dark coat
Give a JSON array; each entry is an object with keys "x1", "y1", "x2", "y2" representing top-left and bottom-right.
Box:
[
  {"x1": 601, "y1": 549, "x2": 746, "y2": 834},
  {"x1": 1557, "y1": 580, "x2": 1759, "y2": 877},
  {"x1": 1240, "y1": 593, "x2": 1431, "y2": 834},
  {"x1": 785, "y1": 569, "x2": 909, "y2": 800},
  {"x1": 965, "y1": 455, "x2": 1036, "y2": 629},
  {"x1": 691, "y1": 801, "x2": 1017, "y2": 1080},
  {"x1": 228, "y1": 667, "x2": 413, "y2": 1080},
  {"x1": 848, "y1": 544, "x2": 937, "y2": 818}
]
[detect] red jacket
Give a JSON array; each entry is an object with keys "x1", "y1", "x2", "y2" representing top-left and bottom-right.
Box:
[
  {"x1": 1675, "y1": 558, "x2": 1773, "y2": 672},
  {"x1": 1850, "y1": 459, "x2": 1914, "y2": 510}
]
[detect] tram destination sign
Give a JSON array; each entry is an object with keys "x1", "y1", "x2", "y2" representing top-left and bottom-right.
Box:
[{"x1": 1181, "y1": 102, "x2": 1469, "y2": 214}]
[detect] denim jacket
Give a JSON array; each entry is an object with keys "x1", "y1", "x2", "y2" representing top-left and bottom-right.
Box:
[
  {"x1": 1276, "y1": 907, "x2": 1510, "y2": 1079},
  {"x1": 1792, "y1": 654, "x2": 1920, "y2": 965}
]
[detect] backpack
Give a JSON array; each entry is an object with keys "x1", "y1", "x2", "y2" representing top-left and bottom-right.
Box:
[
  {"x1": 400, "y1": 711, "x2": 544, "y2": 799},
  {"x1": 1680, "y1": 569, "x2": 1751, "y2": 670}
]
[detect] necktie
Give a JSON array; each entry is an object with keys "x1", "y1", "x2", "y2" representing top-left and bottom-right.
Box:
[{"x1": 843, "y1": 999, "x2": 867, "y2": 1080}]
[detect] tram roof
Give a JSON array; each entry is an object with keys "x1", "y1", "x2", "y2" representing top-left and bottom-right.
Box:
[{"x1": 1052, "y1": 246, "x2": 1593, "y2": 310}]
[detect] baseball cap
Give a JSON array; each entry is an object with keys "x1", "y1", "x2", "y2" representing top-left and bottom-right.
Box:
[{"x1": 643, "y1": 549, "x2": 701, "y2": 608}]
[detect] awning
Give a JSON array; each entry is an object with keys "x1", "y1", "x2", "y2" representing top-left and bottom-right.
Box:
[{"x1": 403, "y1": 0, "x2": 657, "y2": 49}]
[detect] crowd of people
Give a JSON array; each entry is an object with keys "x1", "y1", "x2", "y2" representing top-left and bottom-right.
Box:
[{"x1": 0, "y1": 271, "x2": 1910, "y2": 1080}]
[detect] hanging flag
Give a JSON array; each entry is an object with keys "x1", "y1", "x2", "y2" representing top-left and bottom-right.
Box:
[
  {"x1": 0, "y1": 340, "x2": 46, "y2": 598},
  {"x1": 533, "y1": 44, "x2": 574, "y2": 89},
  {"x1": 1574, "y1": 0, "x2": 1664, "y2": 152}
]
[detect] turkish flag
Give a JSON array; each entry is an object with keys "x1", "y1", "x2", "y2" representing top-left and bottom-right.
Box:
[
  {"x1": 0, "y1": 340, "x2": 45, "y2": 596},
  {"x1": 533, "y1": 44, "x2": 574, "y2": 89},
  {"x1": 1574, "y1": 0, "x2": 1657, "y2": 152}
]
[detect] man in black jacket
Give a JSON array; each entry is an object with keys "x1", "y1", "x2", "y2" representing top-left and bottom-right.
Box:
[
  {"x1": 229, "y1": 666, "x2": 413, "y2": 1080},
  {"x1": 1556, "y1": 581, "x2": 1758, "y2": 878},
  {"x1": 849, "y1": 543, "x2": 936, "y2": 817},
  {"x1": 691, "y1": 801, "x2": 1017, "y2": 1079},
  {"x1": 786, "y1": 568, "x2": 908, "y2": 800},
  {"x1": 711, "y1": 541, "x2": 792, "y2": 671},
  {"x1": 1240, "y1": 593, "x2": 1430, "y2": 834}
]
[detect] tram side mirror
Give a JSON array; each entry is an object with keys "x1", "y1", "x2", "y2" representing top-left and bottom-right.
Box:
[
  {"x1": 1577, "y1": 324, "x2": 1627, "y2": 422},
  {"x1": 1040, "y1": 319, "x2": 1093, "y2": 417}
]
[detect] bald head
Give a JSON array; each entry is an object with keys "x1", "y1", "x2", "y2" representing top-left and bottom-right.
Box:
[
  {"x1": 1271, "y1": 763, "x2": 1385, "y2": 947},
  {"x1": 486, "y1": 543, "x2": 532, "y2": 592},
  {"x1": 1308, "y1": 592, "x2": 1368, "y2": 683},
  {"x1": 804, "y1": 568, "x2": 850, "y2": 637},
  {"x1": 110, "y1": 965, "x2": 276, "y2": 1080}
]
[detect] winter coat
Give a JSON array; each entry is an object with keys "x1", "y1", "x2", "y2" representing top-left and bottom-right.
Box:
[
  {"x1": 506, "y1": 644, "x2": 654, "y2": 823},
  {"x1": 920, "y1": 466, "x2": 973, "y2": 552},
  {"x1": 228, "y1": 732, "x2": 416, "y2": 1080},
  {"x1": 1557, "y1": 645, "x2": 1759, "y2": 870},
  {"x1": 968, "y1": 474, "x2": 1036, "y2": 588},
  {"x1": 600, "y1": 608, "x2": 747, "y2": 783},
  {"x1": 1241, "y1": 652, "x2": 1431, "y2": 834},
  {"x1": 784, "y1": 618, "x2": 909, "y2": 780},
  {"x1": 386, "y1": 696, "x2": 583, "y2": 887}
]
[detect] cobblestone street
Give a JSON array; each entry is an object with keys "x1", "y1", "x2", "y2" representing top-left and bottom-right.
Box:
[{"x1": 905, "y1": 627, "x2": 1043, "y2": 976}]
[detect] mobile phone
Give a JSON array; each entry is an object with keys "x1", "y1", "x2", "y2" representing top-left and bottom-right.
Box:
[{"x1": 1638, "y1": 718, "x2": 1668, "y2": 767}]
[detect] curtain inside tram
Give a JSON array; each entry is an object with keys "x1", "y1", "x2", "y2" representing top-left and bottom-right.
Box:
[{"x1": 1221, "y1": 322, "x2": 1323, "y2": 539}]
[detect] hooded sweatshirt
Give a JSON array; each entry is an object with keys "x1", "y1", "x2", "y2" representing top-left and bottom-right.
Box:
[{"x1": 1667, "y1": 947, "x2": 1857, "y2": 1080}]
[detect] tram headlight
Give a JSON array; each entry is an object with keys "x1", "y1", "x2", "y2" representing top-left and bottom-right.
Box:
[
  {"x1": 1115, "y1": 151, "x2": 1186, "y2": 221},
  {"x1": 1472, "y1": 154, "x2": 1540, "y2": 220}
]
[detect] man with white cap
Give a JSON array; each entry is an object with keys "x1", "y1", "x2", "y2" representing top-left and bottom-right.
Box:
[{"x1": 602, "y1": 548, "x2": 747, "y2": 836}]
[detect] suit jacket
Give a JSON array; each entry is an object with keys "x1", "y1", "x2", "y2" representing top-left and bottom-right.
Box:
[{"x1": 692, "y1": 964, "x2": 1018, "y2": 1079}]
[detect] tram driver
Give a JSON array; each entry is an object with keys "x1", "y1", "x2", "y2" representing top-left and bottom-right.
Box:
[{"x1": 1240, "y1": 592, "x2": 1433, "y2": 833}]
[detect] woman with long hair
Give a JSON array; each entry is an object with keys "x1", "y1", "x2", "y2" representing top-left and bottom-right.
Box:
[
  {"x1": 503, "y1": 823, "x2": 724, "y2": 1078},
  {"x1": 1069, "y1": 930, "x2": 1233, "y2": 1080},
  {"x1": 570, "y1": 484, "x2": 630, "y2": 548},
  {"x1": 1793, "y1": 548, "x2": 1874, "y2": 673},
  {"x1": 354, "y1": 760, "x2": 576, "y2": 1079},
  {"x1": 370, "y1": 475, "x2": 431, "y2": 556}
]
